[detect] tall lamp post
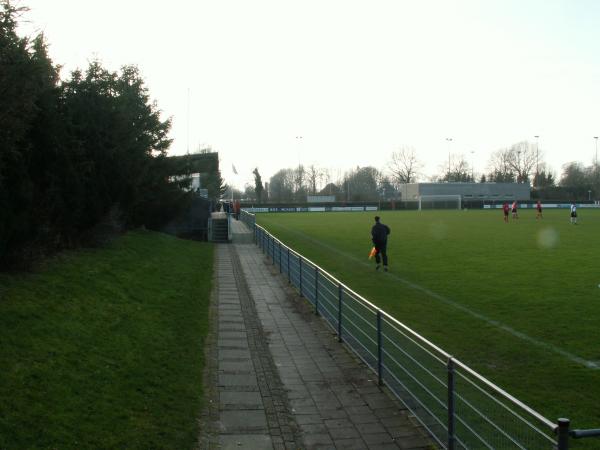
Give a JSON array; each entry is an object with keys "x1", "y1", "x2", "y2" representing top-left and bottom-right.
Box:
[
  {"x1": 594, "y1": 136, "x2": 598, "y2": 167},
  {"x1": 534, "y1": 135, "x2": 540, "y2": 182},
  {"x1": 470, "y1": 150, "x2": 475, "y2": 182},
  {"x1": 446, "y1": 138, "x2": 453, "y2": 181}
]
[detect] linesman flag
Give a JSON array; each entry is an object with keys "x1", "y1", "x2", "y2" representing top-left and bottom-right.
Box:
[{"x1": 232, "y1": 164, "x2": 238, "y2": 175}]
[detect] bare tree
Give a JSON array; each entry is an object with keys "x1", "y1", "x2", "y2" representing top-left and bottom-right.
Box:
[
  {"x1": 292, "y1": 165, "x2": 305, "y2": 192},
  {"x1": 438, "y1": 154, "x2": 472, "y2": 182},
  {"x1": 292, "y1": 165, "x2": 307, "y2": 201},
  {"x1": 306, "y1": 164, "x2": 323, "y2": 194},
  {"x1": 487, "y1": 148, "x2": 514, "y2": 182},
  {"x1": 388, "y1": 147, "x2": 422, "y2": 186},
  {"x1": 507, "y1": 141, "x2": 537, "y2": 183},
  {"x1": 486, "y1": 141, "x2": 539, "y2": 183}
]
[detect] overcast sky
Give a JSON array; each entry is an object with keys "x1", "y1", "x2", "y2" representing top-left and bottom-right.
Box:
[{"x1": 19, "y1": 0, "x2": 600, "y2": 189}]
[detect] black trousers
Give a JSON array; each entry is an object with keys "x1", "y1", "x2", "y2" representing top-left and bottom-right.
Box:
[{"x1": 374, "y1": 243, "x2": 388, "y2": 266}]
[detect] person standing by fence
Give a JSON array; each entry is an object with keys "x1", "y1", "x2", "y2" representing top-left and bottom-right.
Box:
[{"x1": 371, "y1": 216, "x2": 391, "y2": 272}]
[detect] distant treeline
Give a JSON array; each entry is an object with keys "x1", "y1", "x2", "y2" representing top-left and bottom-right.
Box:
[{"x1": 0, "y1": 3, "x2": 191, "y2": 267}]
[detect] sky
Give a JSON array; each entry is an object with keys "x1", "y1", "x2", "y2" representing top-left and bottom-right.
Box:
[{"x1": 18, "y1": 0, "x2": 600, "y2": 189}]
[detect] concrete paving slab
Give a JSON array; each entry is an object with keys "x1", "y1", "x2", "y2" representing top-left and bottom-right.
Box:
[
  {"x1": 219, "y1": 434, "x2": 272, "y2": 449},
  {"x1": 218, "y1": 373, "x2": 259, "y2": 387},
  {"x1": 219, "y1": 407, "x2": 268, "y2": 433}
]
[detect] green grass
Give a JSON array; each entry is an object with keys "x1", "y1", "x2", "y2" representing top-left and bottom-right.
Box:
[
  {"x1": 0, "y1": 230, "x2": 213, "y2": 449},
  {"x1": 257, "y1": 209, "x2": 600, "y2": 434}
]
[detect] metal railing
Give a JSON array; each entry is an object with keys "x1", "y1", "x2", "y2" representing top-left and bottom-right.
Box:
[{"x1": 239, "y1": 210, "x2": 600, "y2": 449}]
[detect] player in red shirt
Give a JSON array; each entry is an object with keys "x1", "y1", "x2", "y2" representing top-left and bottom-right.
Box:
[
  {"x1": 511, "y1": 201, "x2": 518, "y2": 219},
  {"x1": 502, "y1": 202, "x2": 510, "y2": 223},
  {"x1": 536, "y1": 200, "x2": 543, "y2": 219}
]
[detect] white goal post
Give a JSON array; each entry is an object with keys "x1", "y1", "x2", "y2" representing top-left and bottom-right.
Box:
[{"x1": 418, "y1": 194, "x2": 462, "y2": 210}]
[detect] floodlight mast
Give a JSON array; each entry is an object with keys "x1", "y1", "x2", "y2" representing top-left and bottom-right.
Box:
[
  {"x1": 470, "y1": 150, "x2": 474, "y2": 182},
  {"x1": 594, "y1": 136, "x2": 598, "y2": 167},
  {"x1": 446, "y1": 138, "x2": 453, "y2": 181},
  {"x1": 534, "y1": 135, "x2": 539, "y2": 175}
]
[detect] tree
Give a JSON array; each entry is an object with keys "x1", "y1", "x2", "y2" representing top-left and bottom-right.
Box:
[
  {"x1": 389, "y1": 147, "x2": 422, "y2": 186},
  {"x1": 506, "y1": 141, "x2": 536, "y2": 183},
  {"x1": 438, "y1": 154, "x2": 473, "y2": 182},
  {"x1": 532, "y1": 165, "x2": 555, "y2": 189},
  {"x1": 378, "y1": 176, "x2": 398, "y2": 200},
  {"x1": 318, "y1": 182, "x2": 342, "y2": 198},
  {"x1": 487, "y1": 141, "x2": 538, "y2": 183},
  {"x1": 292, "y1": 165, "x2": 307, "y2": 201},
  {"x1": 343, "y1": 166, "x2": 379, "y2": 201},
  {"x1": 487, "y1": 148, "x2": 515, "y2": 182},
  {"x1": 560, "y1": 162, "x2": 589, "y2": 199},
  {"x1": 244, "y1": 183, "x2": 257, "y2": 201},
  {"x1": 0, "y1": 3, "x2": 62, "y2": 264},
  {"x1": 269, "y1": 169, "x2": 294, "y2": 203},
  {"x1": 0, "y1": 3, "x2": 192, "y2": 267},
  {"x1": 306, "y1": 164, "x2": 322, "y2": 194},
  {"x1": 253, "y1": 168, "x2": 264, "y2": 203}
]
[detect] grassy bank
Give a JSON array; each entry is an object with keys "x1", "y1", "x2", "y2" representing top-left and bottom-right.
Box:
[{"x1": 0, "y1": 231, "x2": 213, "y2": 449}]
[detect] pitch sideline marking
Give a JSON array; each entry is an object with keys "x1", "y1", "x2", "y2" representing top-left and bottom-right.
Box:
[{"x1": 270, "y1": 223, "x2": 600, "y2": 370}]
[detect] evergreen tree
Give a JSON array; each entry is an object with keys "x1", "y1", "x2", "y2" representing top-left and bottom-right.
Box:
[{"x1": 253, "y1": 168, "x2": 264, "y2": 203}]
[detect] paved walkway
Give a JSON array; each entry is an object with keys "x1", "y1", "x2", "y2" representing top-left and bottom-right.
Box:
[{"x1": 199, "y1": 220, "x2": 432, "y2": 449}]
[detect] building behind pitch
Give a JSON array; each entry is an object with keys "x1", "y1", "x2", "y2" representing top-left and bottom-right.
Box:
[{"x1": 399, "y1": 182, "x2": 531, "y2": 202}]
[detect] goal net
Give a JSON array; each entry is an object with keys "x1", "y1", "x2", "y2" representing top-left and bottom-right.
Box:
[{"x1": 418, "y1": 194, "x2": 462, "y2": 210}]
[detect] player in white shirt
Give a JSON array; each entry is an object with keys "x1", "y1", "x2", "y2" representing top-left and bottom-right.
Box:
[{"x1": 570, "y1": 203, "x2": 577, "y2": 224}]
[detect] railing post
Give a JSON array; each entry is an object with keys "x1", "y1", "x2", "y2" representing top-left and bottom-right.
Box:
[
  {"x1": 278, "y1": 242, "x2": 282, "y2": 273},
  {"x1": 299, "y1": 258, "x2": 303, "y2": 297},
  {"x1": 272, "y1": 236, "x2": 275, "y2": 265},
  {"x1": 377, "y1": 310, "x2": 383, "y2": 386},
  {"x1": 557, "y1": 418, "x2": 570, "y2": 450},
  {"x1": 337, "y1": 284, "x2": 343, "y2": 342},
  {"x1": 447, "y1": 357, "x2": 455, "y2": 450},
  {"x1": 287, "y1": 248, "x2": 291, "y2": 284},
  {"x1": 314, "y1": 267, "x2": 319, "y2": 315}
]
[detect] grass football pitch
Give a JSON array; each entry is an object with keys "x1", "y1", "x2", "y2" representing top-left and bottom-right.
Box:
[{"x1": 257, "y1": 209, "x2": 600, "y2": 432}]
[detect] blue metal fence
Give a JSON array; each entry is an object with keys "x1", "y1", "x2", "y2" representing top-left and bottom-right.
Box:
[{"x1": 240, "y1": 210, "x2": 595, "y2": 449}]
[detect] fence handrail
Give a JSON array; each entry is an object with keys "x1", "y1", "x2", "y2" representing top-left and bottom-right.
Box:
[
  {"x1": 253, "y1": 222, "x2": 457, "y2": 361},
  {"x1": 255, "y1": 224, "x2": 461, "y2": 364},
  {"x1": 240, "y1": 208, "x2": 571, "y2": 448}
]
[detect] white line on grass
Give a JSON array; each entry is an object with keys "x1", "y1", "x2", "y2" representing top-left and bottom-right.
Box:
[{"x1": 272, "y1": 223, "x2": 600, "y2": 370}]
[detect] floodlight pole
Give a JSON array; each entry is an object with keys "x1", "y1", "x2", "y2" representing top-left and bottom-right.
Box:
[
  {"x1": 534, "y1": 135, "x2": 540, "y2": 184},
  {"x1": 594, "y1": 137, "x2": 598, "y2": 167},
  {"x1": 446, "y1": 138, "x2": 453, "y2": 181},
  {"x1": 470, "y1": 151, "x2": 475, "y2": 182}
]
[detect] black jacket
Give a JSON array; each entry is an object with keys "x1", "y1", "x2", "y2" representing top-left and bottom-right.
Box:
[{"x1": 371, "y1": 222, "x2": 390, "y2": 245}]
